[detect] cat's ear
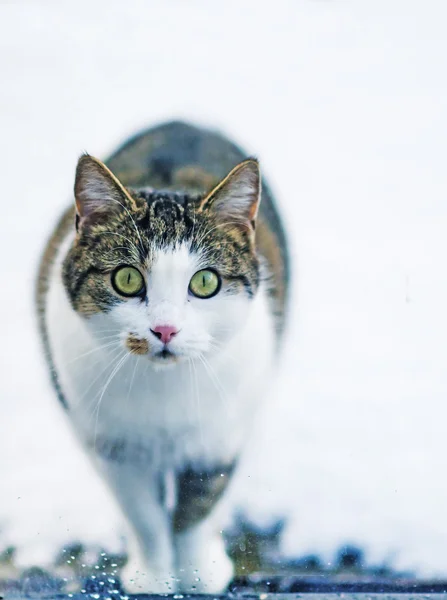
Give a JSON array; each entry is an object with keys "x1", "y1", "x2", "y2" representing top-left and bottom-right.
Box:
[
  {"x1": 199, "y1": 159, "x2": 261, "y2": 229},
  {"x1": 74, "y1": 154, "x2": 135, "y2": 221}
]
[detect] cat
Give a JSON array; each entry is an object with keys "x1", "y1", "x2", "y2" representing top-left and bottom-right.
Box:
[{"x1": 36, "y1": 121, "x2": 290, "y2": 593}]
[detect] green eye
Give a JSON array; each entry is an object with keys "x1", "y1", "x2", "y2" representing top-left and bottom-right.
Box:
[
  {"x1": 189, "y1": 269, "x2": 221, "y2": 299},
  {"x1": 112, "y1": 266, "x2": 145, "y2": 297}
]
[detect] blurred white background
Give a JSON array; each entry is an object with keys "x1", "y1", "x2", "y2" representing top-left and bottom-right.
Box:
[{"x1": 1, "y1": 0, "x2": 447, "y2": 576}]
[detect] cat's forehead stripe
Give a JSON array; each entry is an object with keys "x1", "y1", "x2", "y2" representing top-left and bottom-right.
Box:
[{"x1": 134, "y1": 191, "x2": 197, "y2": 248}]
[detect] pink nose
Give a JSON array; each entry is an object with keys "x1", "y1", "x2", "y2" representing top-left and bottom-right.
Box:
[{"x1": 150, "y1": 325, "x2": 179, "y2": 345}]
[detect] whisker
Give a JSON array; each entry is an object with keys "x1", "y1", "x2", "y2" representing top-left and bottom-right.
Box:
[
  {"x1": 191, "y1": 357, "x2": 204, "y2": 447},
  {"x1": 89, "y1": 333, "x2": 123, "y2": 342},
  {"x1": 76, "y1": 346, "x2": 126, "y2": 407},
  {"x1": 198, "y1": 353, "x2": 230, "y2": 411},
  {"x1": 125, "y1": 356, "x2": 139, "y2": 404},
  {"x1": 107, "y1": 197, "x2": 146, "y2": 258},
  {"x1": 187, "y1": 357, "x2": 196, "y2": 427},
  {"x1": 194, "y1": 220, "x2": 250, "y2": 248},
  {"x1": 92, "y1": 352, "x2": 129, "y2": 450},
  {"x1": 102, "y1": 245, "x2": 139, "y2": 259},
  {"x1": 66, "y1": 339, "x2": 122, "y2": 364},
  {"x1": 96, "y1": 231, "x2": 141, "y2": 262}
]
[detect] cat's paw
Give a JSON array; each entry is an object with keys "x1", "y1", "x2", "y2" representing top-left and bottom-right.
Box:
[
  {"x1": 119, "y1": 541, "x2": 177, "y2": 594},
  {"x1": 176, "y1": 532, "x2": 234, "y2": 593},
  {"x1": 121, "y1": 561, "x2": 177, "y2": 594}
]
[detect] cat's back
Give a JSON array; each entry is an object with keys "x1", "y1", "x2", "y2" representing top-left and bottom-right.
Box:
[
  {"x1": 106, "y1": 121, "x2": 290, "y2": 329},
  {"x1": 106, "y1": 120, "x2": 247, "y2": 191}
]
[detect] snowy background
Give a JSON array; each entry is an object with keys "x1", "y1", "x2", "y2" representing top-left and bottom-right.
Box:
[{"x1": 1, "y1": 0, "x2": 447, "y2": 577}]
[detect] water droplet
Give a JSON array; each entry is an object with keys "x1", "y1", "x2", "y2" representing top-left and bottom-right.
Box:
[{"x1": 195, "y1": 577, "x2": 201, "y2": 582}]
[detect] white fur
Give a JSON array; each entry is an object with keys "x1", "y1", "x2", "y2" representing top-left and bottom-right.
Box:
[{"x1": 45, "y1": 233, "x2": 276, "y2": 592}]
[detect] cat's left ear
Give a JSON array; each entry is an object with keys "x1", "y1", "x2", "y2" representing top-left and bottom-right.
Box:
[
  {"x1": 74, "y1": 154, "x2": 136, "y2": 223},
  {"x1": 199, "y1": 159, "x2": 261, "y2": 230}
]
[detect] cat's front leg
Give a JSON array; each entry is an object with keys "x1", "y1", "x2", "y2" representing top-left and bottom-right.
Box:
[
  {"x1": 173, "y1": 464, "x2": 235, "y2": 593},
  {"x1": 97, "y1": 457, "x2": 176, "y2": 593}
]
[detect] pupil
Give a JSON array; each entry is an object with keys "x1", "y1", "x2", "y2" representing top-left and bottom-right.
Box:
[
  {"x1": 202, "y1": 274, "x2": 206, "y2": 287},
  {"x1": 127, "y1": 272, "x2": 131, "y2": 285}
]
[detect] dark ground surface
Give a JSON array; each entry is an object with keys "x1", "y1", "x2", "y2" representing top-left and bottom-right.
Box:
[
  {"x1": 3, "y1": 560, "x2": 447, "y2": 600},
  {"x1": 2, "y1": 518, "x2": 447, "y2": 599},
  {"x1": 3, "y1": 566, "x2": 447, "y2": 599}
]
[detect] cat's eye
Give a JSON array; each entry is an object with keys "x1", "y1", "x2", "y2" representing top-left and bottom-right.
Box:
[
  {"x1": 112, "y1": 266, "x2": 145, "y2": 297},
  {"x1": 189, "y1": 269, "x2": 221, "y2": 299}
]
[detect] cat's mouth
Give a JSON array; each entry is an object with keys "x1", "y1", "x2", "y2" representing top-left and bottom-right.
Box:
[
  {"x1": 126, "y1": 334, "x2": 181, "y2": 366},
  {"x1": 157, "y1": 348, "x2": 174, "y2": 359},
  {"x1": 150, "y1": 347, "x2": 180, "y2": 366}
]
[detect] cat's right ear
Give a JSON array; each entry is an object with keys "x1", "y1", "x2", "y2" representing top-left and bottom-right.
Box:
[{"x1": 74, "y1": 154, "x2": 135, "y2": 226}]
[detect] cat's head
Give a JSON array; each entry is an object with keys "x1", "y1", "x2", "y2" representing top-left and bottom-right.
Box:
[{"x1": 62, "y1": 155, "x2": 261, "y2": 368}]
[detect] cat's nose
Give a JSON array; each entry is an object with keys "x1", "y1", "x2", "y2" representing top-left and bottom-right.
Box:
[{"x1": 150, "y1": 325, "x2": 179, "y2": 345}]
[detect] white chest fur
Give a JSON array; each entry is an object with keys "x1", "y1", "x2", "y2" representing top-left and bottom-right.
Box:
[{"x1": 45, "y1": 235, "x2": 276, "y2": 472}]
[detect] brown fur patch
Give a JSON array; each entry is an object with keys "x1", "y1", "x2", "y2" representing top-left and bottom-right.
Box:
[{"x1": 126, "y1": 335, "x2": 149, "y2": 355}]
